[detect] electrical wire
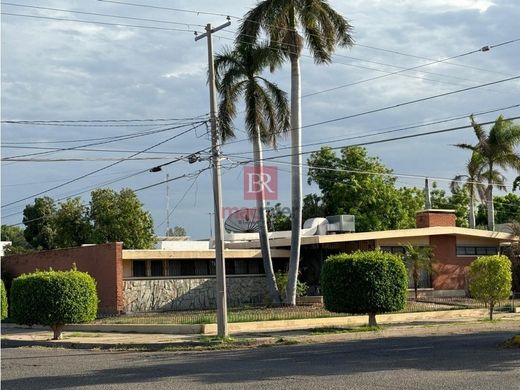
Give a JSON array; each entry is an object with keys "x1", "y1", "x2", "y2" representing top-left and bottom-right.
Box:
[{"x1": 1, "y1": 122, "x2": 207, "y2": 208}]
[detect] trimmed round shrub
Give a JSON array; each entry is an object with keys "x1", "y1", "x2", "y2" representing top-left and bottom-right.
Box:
[
  {"x1": 1, "y1": 279, "x2": 8, "y2": 320},
  {"x1": 321, "y1": 250, "x2": 408, "y2": 326},
  {"x1": 10, "y1": 268, "x2": 98, "y2": 339},
  {"x1": 469, "y1": 255, "x2": 512, "y2": 320}
]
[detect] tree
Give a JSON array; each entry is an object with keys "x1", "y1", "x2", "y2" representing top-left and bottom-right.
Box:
[
  {"x1": 403, "y1": 244, "x2": 433, "y2": 300},
  {"x1": 455, "y1": 115, "x2": 520, "y2": 230},
  {"x1": 166, "y1": 226, "x2": 187, "y2": 237},
  {"x1": 215, "y1": 43, "x2": 290, "y2": 306},
  {"x1": 267, "y1": 203, "x2": 292, "y2": 231},
  {"x1": 491, "y1": 193, "x2": 520, "y2": 224},
  {"x1": 22, "y1": 196, "x2": 57, "y2": 250},
  {"x1": 238, "y1": 0, "x2": 354, "y2": 306},
  {"x1": 90, "y1": 188, "x2": 155, "y2": 249},
  {"x1": 1, "y1": 280, "x2": 7, "y2": 320},
  {"x1": 321, "y1": 251, "x2": 408, "y2": 326},
  {"x1": 10, "y1": 267, "x2": 98, "y2": 339},
  {"x1": 1, "y1": 225, "x2": 32, "y2": 255},
  {"x1": 430, "y1": 182, "x2": 470, "y2": 228},
  {"x1": 469, "y1": 255, "x2": 512, "y2": 320},
  {"x1": 54, "y1": 197, "x2": 93, "y2": 248},
  {"x1": 307, "y1": 146, "x2": 424, "y2": 231},
  {"x1": 450, "y1": 152, "x2": 487, "y2": 228}
]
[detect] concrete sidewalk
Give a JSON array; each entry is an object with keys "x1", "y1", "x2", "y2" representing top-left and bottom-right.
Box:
[{"x1": 2, "y1": 312, "x2": 519, "y2": 351}]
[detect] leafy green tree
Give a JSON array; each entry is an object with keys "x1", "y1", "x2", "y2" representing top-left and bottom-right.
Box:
[
  {"x1": 54, "y1": 197, "x2": 93, "y2": 248},
  {"x1": 1, "y1": 225, "x2": 32, "y2": 255},
  {"x1": 307, "y1": 146, "x2": 424, "y2": 232},
  {"x1": 469, "y1": 255, "x2": 512, "y2": 320},
  {"x1": 238, "y1": 0, "x2": 354, "y2": 306},
  {"x1": 22, "y1": 196, "x2": 57, "y2": 250},
  {"x1": 1, "y1": 280, "x2": 7, "y2": 320},
  {"x1": 90, "y1": 188, "x2": 155, "y2": 249},
  {"x1": 455, "y1": 115, "x2": 520, "y2": 230},
  {"x1": 403, "y1": 244, "x2": 433, "y2": 300},
  {"x1": 321, "y1": 251, "x2": 408, "y2": 326},
  {"x1": 451, "y1": 152, "x2": 487, "y2": 228},
  {"x1": 267, "y1": 203, "x2": 292, "y2": 231},
  {"x1": 430, "y1": 183, "x2": 470, "y2": 227},
  {"x1": 491, "y1": 193, "x2": 520, "y2": 224},
  {"x1": 215, "y1": 43, "x2": 290, "y2": 306},
  {"x1": 10, "y1": 267, "x2": 98, "y2": 339},
  {"x1": 166, "y1": 226, "x2": 187, "y2": 237}
]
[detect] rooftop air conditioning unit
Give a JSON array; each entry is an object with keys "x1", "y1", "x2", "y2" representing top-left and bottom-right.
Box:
[{"x1": 326, "y1": 215, "x2": 355, "y2": 233}]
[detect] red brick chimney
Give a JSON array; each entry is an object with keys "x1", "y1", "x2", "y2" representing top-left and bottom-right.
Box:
[{"x1": 416, "y1": 209, "x2": 456, "y2": 228}]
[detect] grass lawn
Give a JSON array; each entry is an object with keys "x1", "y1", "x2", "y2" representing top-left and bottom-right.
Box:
[{"x1": 95, "y1": 299, "x2": 485, "y2": 326}]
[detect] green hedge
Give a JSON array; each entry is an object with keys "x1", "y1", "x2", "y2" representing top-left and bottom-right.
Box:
[
  {"x1": 1, "y1": 279, "x2": 7, "y2": 320},
  {"x1": 10, "y1": 268, "x2": 98, "y2": 339},
  {"x1": 321, "y1": 251, "x2": 408, "y2": 325}
]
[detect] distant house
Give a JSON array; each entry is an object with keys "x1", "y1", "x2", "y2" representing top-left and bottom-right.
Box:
[{"x1": 2, "y1": 210, "x2": 515, "y2": 313}]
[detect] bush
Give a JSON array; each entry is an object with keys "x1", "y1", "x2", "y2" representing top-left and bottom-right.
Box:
[
  {"x1": 10, "y1": 267, "x2": 98, "y2": 339},
  {"x1": 321, "y1": 250, "x2": 408, "y2": 326},
  {"x1": 469, "y1": 255, "x2": 512, "y2": 320},
  {"x1": 275, "y1": 271, "x2": 309, "y2": 303},
  {"x1": 1, "y1": 279, "x2": 7, "y2": 320}
]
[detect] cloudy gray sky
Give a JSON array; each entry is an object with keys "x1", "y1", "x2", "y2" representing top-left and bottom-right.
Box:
[{"x1": 1, "y1": 0, "x2": 519, "y2": 238}]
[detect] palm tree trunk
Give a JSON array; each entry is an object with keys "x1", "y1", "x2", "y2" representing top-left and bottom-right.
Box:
[
  {"x1": 469, "y1": 191, "x2": 476, "y2": 229},
  {"x1": 487, "y1": 184, "x2": 495, "y2": 231},
  {"x1": 286, "y1": 53, "x2": 303, "y2": 306},
  {"x1": 253, "y1": 133, "x2": 281, "y2": 306}
]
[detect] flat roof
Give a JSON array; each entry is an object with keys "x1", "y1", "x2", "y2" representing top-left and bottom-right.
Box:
[
  {"x1": 122, "y1": 248, "x2": 291, "y2": 260},
  {"x1": 225, "y1": 226, "x2": 517, "y2": 249}
]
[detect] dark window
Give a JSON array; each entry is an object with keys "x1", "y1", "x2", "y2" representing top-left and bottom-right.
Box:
[
  {"x1": 194, "y1": 261, "x2": 209, "y2": 276},
  {"x1": 133, "y1": 260, "x2": 146, "y2": 277},
  {"x1": 150, "y1": 260, "x2": 163, "y2": 277},
  {"x1": 380, "y1": 246, "x2": 405, "y2": 254},
  {"x1": 456, "y1": 246, "x2": 497, "y2": 256},
  {"x1": 248, "y1": 259, "x2": 262, "y2": 274},
  {"x1": 181, "y1": 261, "x2": 196, "y2": 276},
  {"x1": 168, "y1": 260, "x2": 181, "y2": 276},
  {"x1": 208, "y1": 260, "x2": 216, "y2": 275}
]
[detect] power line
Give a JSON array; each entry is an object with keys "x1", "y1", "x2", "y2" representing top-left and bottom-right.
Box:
[
  {"x1": 223, "y1": 115, "x2": 520, "y2": 167},
  {"x1": 221, "y1": 104, "x2": 520, "y2": 157},
  {"x1": 0, "y1": 12, "x2": 204, "y2": 33},
  {"x1": 1, "y1": 113, "x2": 208, "y2": 125},
  {"x1": 302, "y1": 76, "x2": 520, "y2": 130},
  {"x1": 2, "y1": 121, "x2": 207, "y2": 160},
  {"x1": 2, "y1": 2, "x2": 206, "y2": 28},
  {"x1": 1, "y1": 122, "x2": 206, "y2": 208}
]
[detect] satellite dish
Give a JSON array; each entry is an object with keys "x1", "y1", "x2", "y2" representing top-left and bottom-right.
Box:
[{"x1": 224, "y1": 208, "x2": 260, "y2": 233}]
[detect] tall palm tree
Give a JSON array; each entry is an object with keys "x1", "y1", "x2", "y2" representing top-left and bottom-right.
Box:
[
  {"x1": 238, "y1": 0, "x2": 353, "y2": 305},
  {"x1": 455, "y1": 115, "x2": 520, "y2": 230},
  {"x1": 215, "y1": 43, "x2": 290, "y2": 306},
  {"x1": 450, "y1": 152, "x2": 487, "y2": 228}
]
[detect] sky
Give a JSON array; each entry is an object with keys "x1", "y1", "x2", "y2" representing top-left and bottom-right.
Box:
[{"x1": 1, "y1": 0, "x2": 519, "y2": 239}]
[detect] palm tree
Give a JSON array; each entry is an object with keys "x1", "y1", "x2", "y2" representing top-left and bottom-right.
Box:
[
  {"x1": 238, "y1": 0, "x2": 353, "y2": 305},
  {"x1": 215, "y1": 43, "x2": 290, "y2": 306},
  {"x1": 403, "y1": 244, "x2": 433, "y2": 301},
  {"x1": 455, "y1": 115, "x2": 520, "y2": 230},
  {"x1": 450, "y1": 152, "x2": 487, "y2": 228}
]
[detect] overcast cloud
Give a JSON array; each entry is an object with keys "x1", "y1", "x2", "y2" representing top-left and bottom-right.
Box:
[{"x1": 1, "y1": 0, "x2": 519, "y2": 238}]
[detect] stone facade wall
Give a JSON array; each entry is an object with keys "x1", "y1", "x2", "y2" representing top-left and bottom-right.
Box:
[{"x1": 123, "y1": 276, "x2": 268, "y2": 312}]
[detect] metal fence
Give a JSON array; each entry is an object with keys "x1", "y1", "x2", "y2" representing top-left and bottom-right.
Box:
[{"x1": 96, "y1": 294, "x2": 518, "y2": 325}]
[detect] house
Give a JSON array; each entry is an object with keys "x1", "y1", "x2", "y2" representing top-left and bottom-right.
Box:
[{"x1": 2, "y1": 210, "x2": 515, "y2": 313}]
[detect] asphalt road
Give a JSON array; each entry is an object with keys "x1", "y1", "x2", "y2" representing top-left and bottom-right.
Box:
[{"x1": 2, "y1": 331, "x2": 519, "y2": 389}]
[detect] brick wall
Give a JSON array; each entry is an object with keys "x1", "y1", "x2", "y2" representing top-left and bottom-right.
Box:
[
  {"x1": 416, "y1": 210, "x2": 456, "y2": 228},
  {"x1": 430, "y1": 235, "x2": 473, "y2": 291},
  {"x1": 1, "y1": 243, "x2": 123, "y2": 314}
]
